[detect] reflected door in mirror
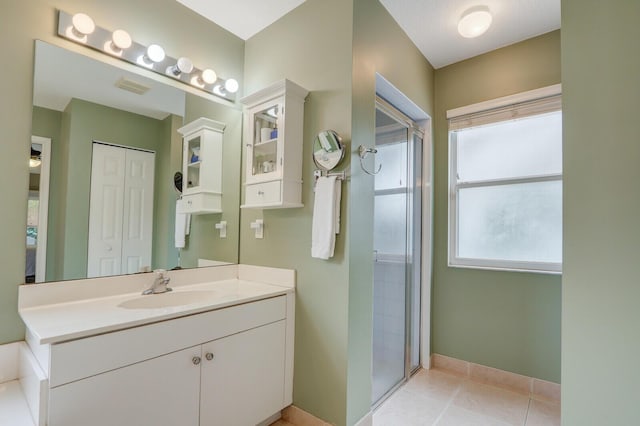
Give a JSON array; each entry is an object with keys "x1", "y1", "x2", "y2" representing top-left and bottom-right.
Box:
[{"x1": 87, "y1": 143, "x2": 155, "y2": 278}]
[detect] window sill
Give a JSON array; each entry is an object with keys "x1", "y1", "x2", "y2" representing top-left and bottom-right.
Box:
[{"x1": 448, "y1": 259, "x2": 562, "y2": 275}]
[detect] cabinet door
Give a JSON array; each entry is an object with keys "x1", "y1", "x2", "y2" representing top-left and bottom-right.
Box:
[
  {"x1": 246, "y1": 100, "x2": 283, "y2": 184},
  {"x1": 200, "y1": 321, "x2": 286, "y2": 426},
  {"x1": 48, "y1": 346, "x2": 201, "y2": 426}
]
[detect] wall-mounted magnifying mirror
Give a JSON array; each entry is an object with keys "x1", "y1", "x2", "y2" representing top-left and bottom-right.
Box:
[{"x1": 312, "y1": 130, "x2": 345, "y2": 171}]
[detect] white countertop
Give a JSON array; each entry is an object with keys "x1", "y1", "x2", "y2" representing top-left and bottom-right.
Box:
[{"x1": 20, "y1": 278, "x2": 292, "y2": 345}]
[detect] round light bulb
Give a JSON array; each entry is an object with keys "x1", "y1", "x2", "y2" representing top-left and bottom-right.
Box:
[
  {"x1": 458, "y1": 6, "x2": 492, "y2": 38},
  {"x1": 112, "y1": 29, "x2": 132, "y2": 50},
  {"x1": 176, "y1": 57, "x2": 194, "y2": 74},
  {"x1": 201, "y1": 69, "x2": 217, "y2": 85},
  {"x1": 224, "y1": 78, "x2": 239, "y2": 93},
  {"x1": 72, "y1": 13, "x2": 95, "y2": 36},
  {"x1": 146, "y1": 44, "x2": 166, "y2": 63}
]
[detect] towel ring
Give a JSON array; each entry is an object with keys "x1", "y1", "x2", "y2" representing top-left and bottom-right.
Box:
[{"x1": 358, "y1": 145, "x2": 381, "y2": 175}]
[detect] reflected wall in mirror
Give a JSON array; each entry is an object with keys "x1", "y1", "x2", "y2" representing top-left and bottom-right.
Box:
[
  {"x1": 312, "y1": 130, "x2": 345, "y2": 171},
  {"x1": 28, "y1": 41, "x2": 242, "y2": 283}
]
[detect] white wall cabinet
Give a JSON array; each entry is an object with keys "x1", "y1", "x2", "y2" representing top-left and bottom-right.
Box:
[
  {"x1": 241, "y1": 79, "x2": 309, "y2": 209},
  {"x1": 177, "y1": 118, "x2": 226, "y2": 215},
  {"x1": 44, "y1": 295, "x2": 293, "y2": 426}
]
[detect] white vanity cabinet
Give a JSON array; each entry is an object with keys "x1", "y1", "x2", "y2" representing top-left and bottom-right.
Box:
[
  {"x1": 177, "y1": 117, "x2": 225, "y2": 215},
  {"x1": 44, "y1": 295, "x2": 291, "y2": 426},
  {"x1": 241, "y1": 79, "x2": 309, "y2": 209}
]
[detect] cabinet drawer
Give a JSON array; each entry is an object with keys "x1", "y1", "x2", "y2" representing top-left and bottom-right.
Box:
[
  {"x1": 49, "y1": 296, "x2": 286, "y2": 387},
  {"x1": 177, "y1": 192, "x2": 221, "y2": 214},
  {"x1": 245, "y1": 181, "x2": 281, "y2": 206}
]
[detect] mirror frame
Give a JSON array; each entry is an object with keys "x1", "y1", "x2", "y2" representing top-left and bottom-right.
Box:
[{"x1": 312, "y1": 130, "x2": 345, "y2": 171}]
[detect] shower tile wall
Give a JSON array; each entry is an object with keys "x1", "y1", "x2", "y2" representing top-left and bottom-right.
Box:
[{"x1": 372, "y1": 259, "x2": 406, "y2": 402}]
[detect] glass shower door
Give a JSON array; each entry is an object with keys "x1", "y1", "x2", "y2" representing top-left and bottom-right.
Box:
[{"x1": 371, "y1": 101, "x2": 423, "y2": 406}]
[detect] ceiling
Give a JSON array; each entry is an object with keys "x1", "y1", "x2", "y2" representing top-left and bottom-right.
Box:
[
  {"x1": 378, "y1": 0, "x2": 560, "y2": 68},
  {"x1": 176, "y1": 0, "x2": 307, "y2": 40},
  {"x1": 175, "y1": 0, "x2": 559, "y2": 69},
  {"x1": 34, "y1": 42, "x2": 185, "y2": 120}
]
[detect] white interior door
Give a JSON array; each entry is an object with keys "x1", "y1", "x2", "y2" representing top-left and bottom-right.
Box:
[
  {"x1": 88, "y1": 143, "x2": 155, "y2": 278},
  {"x1": 122, "y1": 149, "x2": 155, "y2": 274},
  {"x1": 88, "y1": 144, "x2": 125, "y2": 278}
]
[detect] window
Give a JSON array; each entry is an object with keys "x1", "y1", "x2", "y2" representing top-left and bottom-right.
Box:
[{"x1": 448, "y1": 88, "x2": 562, "y2": 273}]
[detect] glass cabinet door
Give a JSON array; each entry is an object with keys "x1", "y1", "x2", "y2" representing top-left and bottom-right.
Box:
[
  {"x1": 250, "y1": 103, "x2": 280, "y2": 179},
  {"x1": 185, "y1": 134, "x2": 201, "y2": 192}
]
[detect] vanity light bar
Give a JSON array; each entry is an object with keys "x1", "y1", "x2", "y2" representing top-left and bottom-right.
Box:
[{"x1": 56, "y1": 10, "x2": 239, "y2": 101}]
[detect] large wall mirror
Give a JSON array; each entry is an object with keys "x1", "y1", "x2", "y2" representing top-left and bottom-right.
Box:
[{"x1": 26, "y1": 41, "x2": 242, "y2": 284}]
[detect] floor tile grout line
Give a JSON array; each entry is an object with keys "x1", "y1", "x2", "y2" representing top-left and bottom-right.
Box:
[
  {"x1": 431, "y1": 379, "x2": 466, "y2": 426},
  {"x1": 523, "y1": 398, "x2": 532, "y2": 426}
]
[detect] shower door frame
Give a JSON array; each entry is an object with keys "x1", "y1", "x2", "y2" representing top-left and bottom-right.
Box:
[{"x1": 372, "y1": 96, "x2": 432, "y2": 408}]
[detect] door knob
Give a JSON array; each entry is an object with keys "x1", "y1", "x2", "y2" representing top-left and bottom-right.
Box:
[
  {"x1": 205, "y1": 352, "x2": 214, "y2": 361},
  {"x1": 192, "y1": 356, "x2": 201, "y2": 365}
]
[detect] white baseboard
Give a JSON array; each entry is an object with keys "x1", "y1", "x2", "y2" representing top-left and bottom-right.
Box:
[
  {"x1": 0, "y1": 342, "x2": 20, "y2": 384},
  {"x1": 431, "y1": 353, "x2": 560, "y2": 403}
]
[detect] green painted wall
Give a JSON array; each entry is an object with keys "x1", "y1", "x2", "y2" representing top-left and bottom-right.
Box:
[
  {"x1": 349, "y1": 0, "x2": 434, "y2": 424},
  {"x1": 31, "y1": 106, "x2": 63, "y2": 281},
  {"x1": 433, "y1": 31, "x2": 562, "y2": 382},
  {"x1": 0, "y1": 0, "x2": 244, "y2": 344},
  {"x1": 242, "y1": 0, "x2": 353, "y2": 424},
  {"x1": 182, "y1": 94, "x2": 242, "y2": 267},
  {"x1": 154, "y1": 114, "x2": 183, "y2": 271},
  {"x1": 561, "y1": 1, "x2": 640, "y2": 424},
  {"x1": 60, "y1": 98, "x2": 168, "y2": 279}
]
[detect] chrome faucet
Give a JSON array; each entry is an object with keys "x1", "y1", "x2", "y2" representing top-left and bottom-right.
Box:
[{"x1": 142, "y1": 269, "x2": 173, "y2": 295}]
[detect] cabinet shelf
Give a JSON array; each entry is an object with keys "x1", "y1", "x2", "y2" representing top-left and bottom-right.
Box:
[
  {"x1": 254, "y1": 138, "x2": 277, "y2": 147},
  {"x1": 188, "y1": 161, "x2": 202, "y2": 168}
]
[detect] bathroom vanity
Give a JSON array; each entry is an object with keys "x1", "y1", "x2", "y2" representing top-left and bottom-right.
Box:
[{"x1": 18, "y1": 264, "x2": 295, "y2": 426}]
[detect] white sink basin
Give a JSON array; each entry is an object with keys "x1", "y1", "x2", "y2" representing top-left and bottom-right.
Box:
[{"x1": 117, "y1": 291, "x2": 216, "y2": 309}]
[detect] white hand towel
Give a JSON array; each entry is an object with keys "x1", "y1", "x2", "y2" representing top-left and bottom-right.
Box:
[
  {"x1": 312, "y1": 176, "x2": 341, "y2": 259},
  {"x1": 175, "y1": 201, "x2": 191, "y2": 248}
]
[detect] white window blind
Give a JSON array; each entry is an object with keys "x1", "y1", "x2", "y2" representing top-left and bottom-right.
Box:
[{"x1": 448, "y1": 94, "x2": 562, "y2": 131}]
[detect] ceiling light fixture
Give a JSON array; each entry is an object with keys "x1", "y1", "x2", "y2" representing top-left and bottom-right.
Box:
[
  {"x1": 192, "y1": 68, "x2": 217, "y2": 88},
  {"x1": 458, "y1": 6, "x2": 492, "y2": 38},
  {"x1": 224, "y1": 78, "x2": 239, "y2": 94},
  {"x1": 56, "y1": 10, "x2": 239, "y2": 101},
  {"x1": 168, "y1": 57, "x2": 194, "y2": 77},
  {"x1": 29, "y1": 158, "x2": 42, "y2": 168},
  {"x1": 104, "y1": 29, "x2": 132, "y2": 56},
  {"x1": 66, "y1": 13, "x2": 95, "y2": 42}
]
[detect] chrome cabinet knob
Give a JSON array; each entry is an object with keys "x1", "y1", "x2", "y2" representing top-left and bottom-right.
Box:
[
  {"x1": 205, "y1": 352, "x2": 214, "y2": 361},
  {"x1": 192, "y1": 356, "x2": 201, "y2": 365}
]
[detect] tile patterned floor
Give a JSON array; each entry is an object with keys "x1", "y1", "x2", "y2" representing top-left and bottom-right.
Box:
[
  {"x1": 270, "y1": 368, "x2": 560, "y2": 426},
  {"x1": 373, "y1": 369, "x2": 560, "y2": 426}
]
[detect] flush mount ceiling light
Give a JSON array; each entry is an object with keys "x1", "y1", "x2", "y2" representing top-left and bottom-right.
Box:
[
  {"x1": 458, "y1": 6, "x2": 492, "y2": 38},
  {"x1": 168, "y1": 57, "x2": 194, "y2": 76},
  {"x1": 56, "y1": 10, "x2": 239, "y2": 101},
  {"x1": 104, "y1": 29, "x2": 132, "y2": 56}
]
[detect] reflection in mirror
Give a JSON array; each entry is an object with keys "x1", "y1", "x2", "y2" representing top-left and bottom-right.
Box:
[
  {"x1": 312, "y1": 130, "x2": 345, "y2": 171},
  {"x1": 26, "y1": 137, "x2": 51, "y2": 283},
  {"x1": 28, "y1": 41, "x2": 241, "y2": 284}
]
